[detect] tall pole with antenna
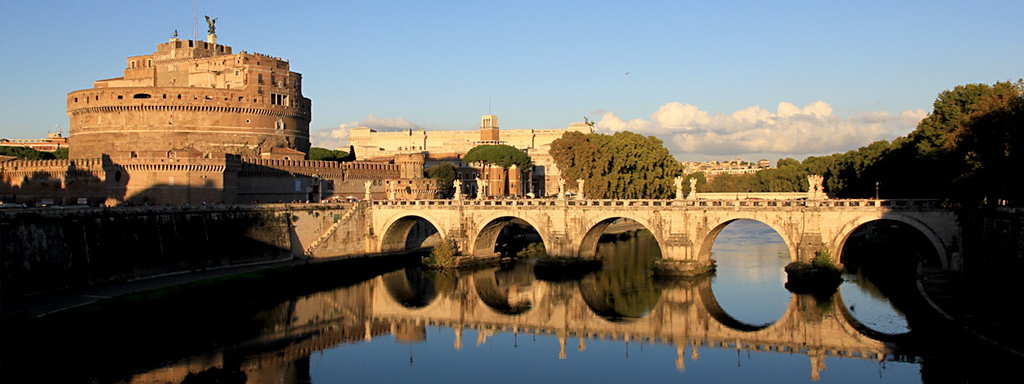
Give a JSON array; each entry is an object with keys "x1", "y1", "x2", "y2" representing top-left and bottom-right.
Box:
[{"x1": 192, "y1": 0, "x2": 198, "y2": 43}]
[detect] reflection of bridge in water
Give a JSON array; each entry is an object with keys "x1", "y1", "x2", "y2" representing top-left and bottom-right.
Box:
[
  {"x1": 373, "y1": 267, "x2": 910, "y2": 379},
  {"x1": 124, "y1": 265, "x2": 916, "y2": 383}
]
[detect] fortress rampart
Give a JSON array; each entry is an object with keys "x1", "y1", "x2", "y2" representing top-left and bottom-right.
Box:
[{"x1": 68, "y1": 86, "x2": 310, "y2": 159}]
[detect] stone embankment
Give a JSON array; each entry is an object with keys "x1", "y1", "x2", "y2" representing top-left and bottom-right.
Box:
[{"x1": 0, "y1": 203, "x2": 372, "y2": 301}]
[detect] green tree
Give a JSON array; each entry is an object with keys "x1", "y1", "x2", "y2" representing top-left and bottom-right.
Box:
[
  {"x1": 948, "y1": 80, "x2": 1024, "y2": 204},
  {"x1": 52, "y1": 148, "x2": 69, "y2": 159},
  {"x1": 427, "y1": 162, "x2": 458, "y2": 198},
  {"x1": 463, "y1": 145, "x2": 532, "y2": 168},
  {"x1": 307, "y1": 147, "x2": 350, "y2": 162},
  {"x1": 0, "y1": 147, "x2": 56, "y2": 160},
  {"x1": 550, "y1": 131, "x2": 682, "y2": 199}
]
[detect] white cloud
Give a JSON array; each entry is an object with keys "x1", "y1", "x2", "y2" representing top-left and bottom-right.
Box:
[
  {"x1": 311, "y1": 114, "x2": 420, "y2": 149},
  {"x1": 596, "y1": 101, "x2": 926, "y2": 158}
]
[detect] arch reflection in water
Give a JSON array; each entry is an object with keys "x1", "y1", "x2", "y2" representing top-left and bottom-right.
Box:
[
  {"x1": 382, "y1": 268, "x2": 441, "y2": 308},
  {"x1": 707, "y1": 219, "x2": 791, "y2": 327},
  {"x1": 578, "y1": 225, "x2": 661, "y2": 322},
  {"x1": 474, "y1": 262, "x2": 536, "y2": 315}
]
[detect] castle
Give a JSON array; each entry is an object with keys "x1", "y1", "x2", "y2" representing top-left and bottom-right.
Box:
[{"x1": 1, "y1": 29, "x2": 436, "y2": 206}]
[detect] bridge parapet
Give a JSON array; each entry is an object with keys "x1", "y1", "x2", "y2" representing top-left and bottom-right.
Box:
[{"x1": 370, "y1": 198, "x2": 945, "y2": 210}]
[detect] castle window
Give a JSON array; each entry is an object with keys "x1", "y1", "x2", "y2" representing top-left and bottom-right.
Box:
[
  {"x1": 132, "y1": 93, "x2": 152, "y2": 99},
  {"x1": 117, "y1": 95, "x2": 123, "y2": 100},
  {"x1": 162, "y1": 94, "x2": 167, "y2": 99},
  {"x1": 130, "y1": 151, "x2": 138, "y2": 158},
  {"x1": 276, "y1": 119, "x2": 285, "y2": 130},
  {"x1": 177, "y1": 94, "x2": 182, "y2": 99},
  {"x1": 73, "y1": 97, "x2": 78, "y2": 103},
  {"x1": 258, "y1": 74, "x2": 264, "y2": 84}
]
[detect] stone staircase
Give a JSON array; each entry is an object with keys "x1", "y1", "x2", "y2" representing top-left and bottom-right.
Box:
[{"x1": 303, "y1": 204, "x2": 360, "y2": 257}]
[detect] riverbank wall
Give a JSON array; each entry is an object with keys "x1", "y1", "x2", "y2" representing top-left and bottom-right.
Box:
[{"x1": 0, "y1": 206, "x2": 293, "y2": 297}]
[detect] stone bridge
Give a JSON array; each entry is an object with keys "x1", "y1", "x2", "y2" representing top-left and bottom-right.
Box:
[{"x1": 360, "y1": 198, "x2": 961, "y2": 273}]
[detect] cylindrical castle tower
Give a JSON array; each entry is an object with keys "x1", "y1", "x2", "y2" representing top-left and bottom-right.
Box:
[{"x1": 66, "y1": 37, "x2": 311, "y2": 159}]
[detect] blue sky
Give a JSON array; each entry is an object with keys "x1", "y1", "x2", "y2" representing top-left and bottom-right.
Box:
[{"x1": 1, "y1": 1, "x2": 1020, "y2": 160}]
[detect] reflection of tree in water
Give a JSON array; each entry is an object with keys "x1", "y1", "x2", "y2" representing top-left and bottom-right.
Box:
[
  {"x1": 578, "y1": 229, "x2": 662, "y2": 322},
  {"x1": 794, "y1": 293, "x2": 836, "y2": 324}
]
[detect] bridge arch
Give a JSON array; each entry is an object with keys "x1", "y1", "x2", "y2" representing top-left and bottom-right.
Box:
[
  {"x1": 577, "y1": 215, "x2": 666, "y2": 259},
  {"x1": 469, "y1": 214, "x2": 551, "y2": 258},
  {"x1": 831, "y1": 212, "x2": 948, "y2": 269},
  {"x1": 379, "y1": 214, "x2": 447, "y2": 253},
  {"x1": 697, "y1": 216, "x2": 797, "y2": 263}
]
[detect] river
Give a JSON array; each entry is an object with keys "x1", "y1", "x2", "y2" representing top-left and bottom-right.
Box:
[{"x1": 0, "y1": 220, "x2": 1013, "y2": 383}]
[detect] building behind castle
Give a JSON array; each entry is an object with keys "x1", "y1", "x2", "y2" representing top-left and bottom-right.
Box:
[{"x1": 350, "y1": 114, "x2": 593, "y2": 197}]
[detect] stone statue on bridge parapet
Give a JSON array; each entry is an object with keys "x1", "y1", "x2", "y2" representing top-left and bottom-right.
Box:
[
  {"x1": 476, "y1": 178, "x2": 487, "y2": 200},
  {"x1": 806, "y1": 175, "x2": 825, "y2": 200},
  {"x1": 363, "y1": 180, "x2": 373, "y2": 201},
  {"x1": 453, "y1": 179, "x2": 462, "y2": 200},
  {"x1": 558, "y1": 178, "x2": 566, "y2": 200},
  {"x1": 386, "y1": 181, "x2": 397, "y2": 201},
  {"x1": 688, "y1": 178, "x2": 698, "y2": 200},
  {"x1": 576, "y1": 179, "x2": 585, "y2": 200},
  {"x1": 674, "y1": 176, "x2": 684, "y2": 200}
]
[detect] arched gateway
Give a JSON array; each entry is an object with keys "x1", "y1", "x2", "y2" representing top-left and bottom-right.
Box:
[{"x1": 363, "y1": 198, "x2": 960, "y2": 273}]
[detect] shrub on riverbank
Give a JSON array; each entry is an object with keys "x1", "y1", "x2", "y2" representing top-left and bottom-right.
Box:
[
  {"x1": 785, "y1": 250, "x2": 842, "y2": 294},
  {"x1": 422, "y1": 240, "x2": 458, "y2": 269}
]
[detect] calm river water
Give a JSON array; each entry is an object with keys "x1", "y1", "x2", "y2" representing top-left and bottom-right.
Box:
[{"x1": 3, "y1": 220, "x2": 1014, "y2": 383}]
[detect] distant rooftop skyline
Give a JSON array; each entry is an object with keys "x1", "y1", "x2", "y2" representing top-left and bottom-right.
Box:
[{"x1": 1, "y1": 1, "x2": 1020, "y2": 161}]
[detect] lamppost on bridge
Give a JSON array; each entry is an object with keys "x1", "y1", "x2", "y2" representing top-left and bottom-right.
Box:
[{"x1": 875, "y1": 181, "x2": 880, "y2": 200}]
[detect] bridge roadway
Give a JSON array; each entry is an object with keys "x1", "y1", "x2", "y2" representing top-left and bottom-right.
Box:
[{"x1": 358, "y1": 198, "x2": 960, "y2": 273}]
